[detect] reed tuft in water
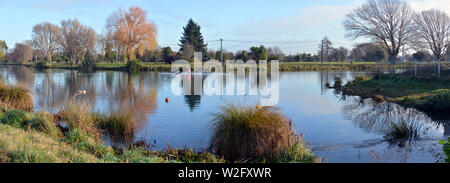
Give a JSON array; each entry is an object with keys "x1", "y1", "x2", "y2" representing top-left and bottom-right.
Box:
[
  {"x1": 384, "y1": 120, "x2": 422, "y2": 140},
  {"x1": 96, "y1": 110, "x2": 136, "y2": 138},
  {"x1": 210, "y1": 104, "x2": 315, "y2": 162}
]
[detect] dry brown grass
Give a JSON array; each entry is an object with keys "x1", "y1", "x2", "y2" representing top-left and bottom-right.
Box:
[{"x1": 210, "y1": 104, "x2": 314, "y2": 162}]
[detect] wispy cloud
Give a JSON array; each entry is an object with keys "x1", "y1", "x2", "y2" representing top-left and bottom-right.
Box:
[{"x1": 408, "y1": 0, "x2": 450, "y2": 14}]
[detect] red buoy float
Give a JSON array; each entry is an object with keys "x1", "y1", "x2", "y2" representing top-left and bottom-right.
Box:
[{"x1": 165, "y1": 97, "x2": 170, "y2": 103}]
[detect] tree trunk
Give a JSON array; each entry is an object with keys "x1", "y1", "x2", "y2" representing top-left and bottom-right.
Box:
[
  {"x1": 47, "y1": 52, "x2": 52, "y2": 65},
  {"x1": 389, "y1": 54, "x2": 396, "y2": 76}
]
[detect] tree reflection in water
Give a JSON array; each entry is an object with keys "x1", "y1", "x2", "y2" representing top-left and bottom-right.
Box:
[{"x1": 342, "y1": 98, "x2": 437, "y2": 141}]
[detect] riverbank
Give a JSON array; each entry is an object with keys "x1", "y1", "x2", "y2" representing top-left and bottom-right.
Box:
[
  {"x1": 1, "y1": 61, "x2": 397, "y2": 72},
  {"x1": 342, "y1": 71, "x2": 450, "y2": 119}
]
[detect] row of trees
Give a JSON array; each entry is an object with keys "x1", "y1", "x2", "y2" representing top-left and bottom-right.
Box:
[
  {"x1": 1, "y1": 6, "x2": 157, "y2": 65},
  {"x1": 344, "y1": 0, "x2": 450, "y2": 64},
  {"x1": 2, "y1": 1, "x2": 449, "y2": 65}
]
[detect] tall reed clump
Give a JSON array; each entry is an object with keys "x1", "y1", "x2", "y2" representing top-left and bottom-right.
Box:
[
  {"x1": 97, "y1": 110, "x2": 135, "y2": 138},
  {"x1": 384, "y1": 120, "x2": 422, "y2": 141},
  {"x1": 210, "y1": 104, "x2": 315, "y2": 162},
  {"x1": 56, "y1": 96, "x2": 99, "y2": 140},
  {"x1": 0, "y1": 85, "x2": 33, "y2": 112}
]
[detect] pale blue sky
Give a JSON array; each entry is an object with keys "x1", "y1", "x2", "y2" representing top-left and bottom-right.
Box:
[{"x1": 0, "y1": 0, "x2": 447, "y2": 54}]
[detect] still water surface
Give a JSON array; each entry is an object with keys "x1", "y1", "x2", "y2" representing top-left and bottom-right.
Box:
[{"x1": 0, "y1": 65, "x2": 447, "y2": 163}]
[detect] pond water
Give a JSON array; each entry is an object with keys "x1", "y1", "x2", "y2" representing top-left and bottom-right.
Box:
[{"x1": 0, "y1": 65, "x2": 448, "y2": 163}]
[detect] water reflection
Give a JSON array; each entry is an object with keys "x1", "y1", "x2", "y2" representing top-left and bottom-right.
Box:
[
  {"x1": 1, "y1": 65, "x2": 446, "y2": 162},
  {"x1": 342, "y1": 98, "x2": 440, "y2": 140}
]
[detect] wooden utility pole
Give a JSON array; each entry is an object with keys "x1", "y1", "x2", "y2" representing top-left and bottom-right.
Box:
[{"x1": 220, "y1": 38, "x2": 223, "y2": 63}]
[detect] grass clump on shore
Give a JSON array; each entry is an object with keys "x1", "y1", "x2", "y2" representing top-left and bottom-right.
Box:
[
  {"x1": 0, "y1": 109, "x2": 30, "y2": 128},
  {"x1": 210, "y1": 104, "x2": 316, "y2": 163},
  {"x1": 97, "y1": 111, "x2": 135, "y2": 138},
  {"x1": 56, "y1": 97, "x2": 100, "y2": 139},
  {"x1": 0, "y1": 85, "x2": 33, "y2": 112},
  {"x1": 23, "y1": 112, "x2": 61, "y2": 139}
]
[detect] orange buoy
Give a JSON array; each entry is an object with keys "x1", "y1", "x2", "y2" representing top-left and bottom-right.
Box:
[{"x1": 165, "y1": 97, "x2": 170, "y2": 103}]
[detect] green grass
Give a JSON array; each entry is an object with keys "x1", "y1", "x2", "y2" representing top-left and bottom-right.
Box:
[
  {"x1": 210, "y1": 104, "x2": 316, "y2": 163},
  {"x1": 342, "y1": 73, "x2": 450, "y2": 118},
  {"x1": 0, "y1": 108, "x2": 224, "y2": 163},
  {"x1": 0, "y1": 123, "x2": 101, "y2": 163},
  {"x1": 23, "y1": 112, "x2": 61, "y2": 139},
  {"x1": 0, "y1": 109, "x2": 30, "y2": 128},
  {"x1": 439, "y1": 137, "x2": 450, "y2": 163}
]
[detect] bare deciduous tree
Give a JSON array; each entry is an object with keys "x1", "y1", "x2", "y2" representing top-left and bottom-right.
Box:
[
  {"x1": 32, "y1": 22, "x2": 60, "y2": 64},
  {"x1": 58, "y1": 19, "x2": 97, "y2": 65},
  {"x1": 107, "y1": 6, "x2": 157, "y2": 62},
  {"x1": 344, "y1": 0, "x2": 414, "y2": 64},
  {"x1": 9, "y1": 42, "x2": 33, "y2": 63},
  {"x1": 414, "y1": 9, "x2": 450, "y2": 61}
]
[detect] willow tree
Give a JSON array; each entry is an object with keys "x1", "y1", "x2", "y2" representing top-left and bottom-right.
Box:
[
  {"x1": 344, "y1": 0, "x2": 414, "y2": 65},
  {"x1": 32, "y1": 22, "x2": 60, "y2": 64},
  {"x1": 0, "y1": 40, "x2": 7, "y2": 61},
  {"x1": 107, "y1": 6, "x2": 157, "y2": 63}
]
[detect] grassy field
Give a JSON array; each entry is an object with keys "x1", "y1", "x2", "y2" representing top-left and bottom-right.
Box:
[{"x1": 342, "y1": 71, "x2": 450, "y2": 119}]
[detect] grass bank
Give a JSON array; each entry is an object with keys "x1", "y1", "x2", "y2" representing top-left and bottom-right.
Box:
[
  {"x1": 0, "y1": 107, "x2": 224, "y2": 163},
  {"x1": 2, "y1": 61, "x2": 391, "y2": 72},
  {"x1": 342, "y1": 71, "x2": 450, "y2": 119}
]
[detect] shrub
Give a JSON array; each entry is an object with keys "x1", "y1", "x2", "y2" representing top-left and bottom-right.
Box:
[
  {"x1": 439, "y1": 137, "x2": 449, "y2": 163},
  {"x1": 35, "y1": 61, "x2": 48, "y2": 69},
  {"x1": 374, "y1": 95, "x2": 385, "y2": 103},
  {"x1": 127, "y1": 59, "x2": 143, "y2": 72},
  {"x1": 0, "y1": 85, "x2": 33, "y2": 112},
  {"x1": 79, "y1": 59, "x2": 97, "y2": 73},
  {"x1": 24, "y1": 112, "x2": 61, "y2": 138},
  {"x1": 210, "y1": 104, "x2": 314, "y2": 162},
  {"x1": 334, "y1": 77, "x2": 343, "y2": 88},
  {"x1": 0, "y1": 109, "x2": 30, "y2": 128}
]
